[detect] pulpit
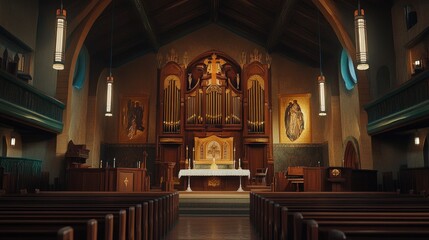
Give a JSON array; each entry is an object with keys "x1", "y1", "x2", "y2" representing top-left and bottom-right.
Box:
[{"x1": 65, "y1": 140, "x2": 90, "y2": 168}]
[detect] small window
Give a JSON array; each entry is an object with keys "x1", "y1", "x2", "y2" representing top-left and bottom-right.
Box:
[{"x1": 404, "y1": 5, "x2": 417, "y2": 30}]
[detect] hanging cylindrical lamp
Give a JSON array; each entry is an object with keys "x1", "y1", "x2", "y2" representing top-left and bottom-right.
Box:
[
  {"x1": 105, "y1": 0, "x2": 115, "y2": 117},
  {"x1": 317, "y1": 12, "x2": 327, "y2": 116},
  {"x1": 105, "y1": 74, "x2": 113, "y2": 116},
  {"x1": 53, "y1": 4, "x2": 67, "y2": 70},
  {"x1": 318, "y1": 75, "x2": 327, "y2": 116},
  {"x1": 354, "y1": 1, "x2": 369, "y2": 70}
]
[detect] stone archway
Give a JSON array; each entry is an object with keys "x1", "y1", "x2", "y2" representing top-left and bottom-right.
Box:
[{"x1": 344, "y1": 138, "x2": 360, "y2": 169}]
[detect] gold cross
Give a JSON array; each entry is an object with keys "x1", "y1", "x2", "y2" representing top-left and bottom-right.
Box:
[{"x1": 204, "y1": 53, "x2": 225, "y2": 86}]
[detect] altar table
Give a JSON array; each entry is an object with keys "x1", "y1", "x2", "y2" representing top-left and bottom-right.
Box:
[{"x1": 178, "y1": 169, "x2": 250, "y2": 192}]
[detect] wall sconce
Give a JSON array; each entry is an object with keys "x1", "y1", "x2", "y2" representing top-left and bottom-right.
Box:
[
  {"x1": 53, "y1": 3, "x2": 67, "y2": 70},
  {"x1": 413, "y1": 59, "x2": 424, "y2": 74},
  {"x1": 354, "y1": 1, "x2": 369, "y2": 70},
  {"x1": 10, "y1": 136, "x2": 16, "y2": 146},
  {"x1": 414, "y1": 130, "x2": 420, "y2": 145},
  {"x1": 105, "y1": 74, "x2": 113, "y2": 117}
]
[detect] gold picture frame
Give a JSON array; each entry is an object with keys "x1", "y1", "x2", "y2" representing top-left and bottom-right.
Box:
[
  {"x1": 279, "y1": 93, "x2": 311, "y2": 143},
  {"x1": 119, "y1": 95, "x2": 149, "y2": 143}
]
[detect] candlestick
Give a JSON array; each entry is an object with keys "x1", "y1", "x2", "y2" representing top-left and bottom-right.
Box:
[{"x1": 188, "y1": 158, "x2": 191, "y2": 169}]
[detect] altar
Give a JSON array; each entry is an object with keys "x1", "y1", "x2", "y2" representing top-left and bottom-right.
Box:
[{"x1": 178, "y1": 169, "x2": 250, "y2": 191}]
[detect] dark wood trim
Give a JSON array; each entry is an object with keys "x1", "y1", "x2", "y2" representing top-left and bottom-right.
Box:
[{"x1": 130, "y1": 0, "x2": 159, "y2": 51}]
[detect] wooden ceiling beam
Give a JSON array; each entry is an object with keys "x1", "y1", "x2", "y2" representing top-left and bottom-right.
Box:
[
  {"x1": 312, "y1": 0, "x2": 355, "y2": 57},
  {"x1": 211, "y1": 0, "x2": 219, "y2": 23},
  {"x1": 266, "y1": 0, "x2": 297, "y2": 51},
  {"x1": 130, "y1": 0, "x2": 159, "y2": 51}
]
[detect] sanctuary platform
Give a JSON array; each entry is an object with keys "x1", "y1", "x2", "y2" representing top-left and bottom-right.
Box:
[{"x1": 179, "y1": 191, "x2": 250, "y2": 216}]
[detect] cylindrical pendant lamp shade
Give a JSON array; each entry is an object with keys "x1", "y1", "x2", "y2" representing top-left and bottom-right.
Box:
[
  {"x1": 53, "y1": 9, "x2": 67, "y2": 70},
  {"x1": 354, "y1": 9, "x2": 369, "y2": 70},
  {"x1": 318, "y1": 75, "x2": 326, "y2": 116},
  {"x1": 105, "y1": 75, "x2": 114, "y2": 116}
]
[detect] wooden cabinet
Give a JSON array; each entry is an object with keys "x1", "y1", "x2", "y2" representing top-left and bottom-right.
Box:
[{"x1": 66, "y1": 168, "x2": 148, "y2": 192}]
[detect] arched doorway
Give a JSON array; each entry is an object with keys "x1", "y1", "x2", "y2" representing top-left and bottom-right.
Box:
[
  {"x1": 344, "y1": 138, "x2": 360, "y2": 169},
  {"x1": 1, "y1": 136, "x2": 6, "y2": 157}
]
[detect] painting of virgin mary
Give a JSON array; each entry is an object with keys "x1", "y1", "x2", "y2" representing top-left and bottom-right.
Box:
[
  {"x1": 285, "y1": 100, "x2": 304, "y2": 141},
  {"x1": 279, "y1": 94, "x2": 311, "y2": 143}
]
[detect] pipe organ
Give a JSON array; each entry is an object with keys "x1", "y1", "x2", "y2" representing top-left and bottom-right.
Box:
[
  {"x1": 163, "y1": 76, "x2": 181, "y2": 133},
  {"x1": 247, "y1": 76, "x2": 265, "y2": 133},
  {"x1": 157, "y1": 50, "x2": 273, "y2": 190},
  {"x1": 205, "y1": 85, "x2": 223, "y2": 125}
]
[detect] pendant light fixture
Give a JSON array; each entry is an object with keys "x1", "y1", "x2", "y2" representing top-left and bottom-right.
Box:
[
  {"x1": 317, "y1": 12, "x2": 327, "y2": 116},
  {"x1": 105, "y1": 0, "x2": 115, "y2": 117},
  {"x1": 354, "y1": 0, "x2": 369, "y2": 70},
  {"x1": 53, "y1": 0, "x2": 67, "y2": 70}
]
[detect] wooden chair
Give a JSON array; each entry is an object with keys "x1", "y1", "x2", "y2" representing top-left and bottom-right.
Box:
[{"x1": 255, "y1": 168, "x2": 268, "y2": 185}]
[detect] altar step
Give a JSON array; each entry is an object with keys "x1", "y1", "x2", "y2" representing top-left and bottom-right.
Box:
[
  {"x1": 178, "y1": 191, "x2": 250, "y2": 216},
  {"x1": 246, "y1": 184, "x2": 272, "y2": 192}
]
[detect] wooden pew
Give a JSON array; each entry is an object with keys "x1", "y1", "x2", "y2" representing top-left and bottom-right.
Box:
[
  {"x1": 305, "y1": 218, "x2": 429, "y2": 240},
  {"x1": 0, "y1": 191, "x2": 178, "y2": 240},
  {"x1": 250, "y1": 192, "x2": 429, "y2": 240},
  {"x1": 0, "y1": 211, "x2": 117, "y2": 240},
  {"x1": 0, "y1": 218, "x2": 97, "y2": 240},
  {"x1": 58, "y1": 226, "x2": 74, "y2": 240}
]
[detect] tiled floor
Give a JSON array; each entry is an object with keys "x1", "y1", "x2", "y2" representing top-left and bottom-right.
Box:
[{"x1": 164, "y1": 216, "x2": 260, "y2": 240}]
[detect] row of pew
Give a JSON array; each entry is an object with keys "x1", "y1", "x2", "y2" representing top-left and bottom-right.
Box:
[
  {"x1": 0, "y1": 191, "x2": 179, "y2": 240},
  {"x1": 250, "y1": 191, "x2": 429, "y2": 240}
]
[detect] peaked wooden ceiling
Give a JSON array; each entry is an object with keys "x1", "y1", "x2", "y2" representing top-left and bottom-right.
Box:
[{"x1": 76, "y1": 0, "x2": 390, "y2": 68}]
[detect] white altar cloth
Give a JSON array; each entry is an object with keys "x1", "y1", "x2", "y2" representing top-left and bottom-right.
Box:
[
  {"x1": 178, "y1": 169, "x2": 250, "y2": 178},
  {"x1": 178, "y1": 169, "x2": 250, "y2": 192}
]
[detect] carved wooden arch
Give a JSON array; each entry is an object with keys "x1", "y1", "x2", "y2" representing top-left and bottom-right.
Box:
[
  {"x1": 344, "y1": 137, "x2": 360, "y2": 169},
  {"x1": 187, "y1": 49, "x2": 241, "y2": 72}
]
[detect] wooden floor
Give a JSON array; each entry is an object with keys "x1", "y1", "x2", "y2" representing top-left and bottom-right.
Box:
[{"x1": 164, "y1": 216, "x2": 260, "y2": 240}]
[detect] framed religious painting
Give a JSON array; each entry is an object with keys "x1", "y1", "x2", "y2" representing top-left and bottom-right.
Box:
[
  {"x1": 119, "y1": 95, "x2": 149, "y2": 143},
  {"x1": 279, "y1": 93, "x2": 312, "y2": 143}
]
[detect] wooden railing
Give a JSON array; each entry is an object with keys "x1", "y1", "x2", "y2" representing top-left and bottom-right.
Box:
[
  {"x1": 0, "y1": 69, "x2": 64, "y2": 133},
  {"x1": 364, "y1": 71, "x2": 429, "y2": 135}
]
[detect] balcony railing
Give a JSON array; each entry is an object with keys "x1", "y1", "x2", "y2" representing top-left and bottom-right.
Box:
[
  {"x1": 364, "y1": 71, "x2": 429, "y2": 135},
  {"x1": 0, "y1": 69, "x2": 64, "y2": 133}
]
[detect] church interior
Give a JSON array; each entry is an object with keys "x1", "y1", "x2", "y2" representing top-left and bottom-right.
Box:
[{"x1": 1, "y1": 0, "x2": 429, "y2": 239}]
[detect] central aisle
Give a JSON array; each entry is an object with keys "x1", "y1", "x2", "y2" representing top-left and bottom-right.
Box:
[
  {"x1": 164, "y1": 216, "x2": 260, "y2": 240},
  {"x1": 165, "y1": 191, "x2": 260, "y2": 239}
]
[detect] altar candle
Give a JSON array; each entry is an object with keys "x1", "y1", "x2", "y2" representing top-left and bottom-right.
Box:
[
  {"x1": 100, "y1": 160, "x2": 103, "y2": 168},
  {"x1": 193, "y1": 147, "x2": 195, "y2": 162},
  {"x1": 189, "y1": 158, "x2": 191, "y2": 169},
  {"x1": 186, "y1": 145, "x2": 188, "y2": 160},
  {"x1": 239, "y1": 158, "x2": 241, "y2": 169},
  {"x1": 113, "y1": 158, "x2": 116, "y2": 168},
  {"x1": 234, "y1": 147, "x2": 236, "y2": 162}
]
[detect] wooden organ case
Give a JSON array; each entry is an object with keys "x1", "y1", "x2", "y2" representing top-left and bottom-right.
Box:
[{"x1": 156, "y1": 50, "x2": 273, "y2": 190}]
